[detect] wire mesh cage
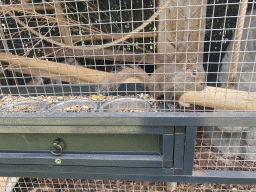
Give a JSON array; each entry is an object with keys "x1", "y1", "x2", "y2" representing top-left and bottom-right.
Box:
[
  {"x1": 1, "y1": 0, "x2": 256, "y2": 191},
  {"x1": 1, "y1": 178, "x2": 256, "y2": 191}
]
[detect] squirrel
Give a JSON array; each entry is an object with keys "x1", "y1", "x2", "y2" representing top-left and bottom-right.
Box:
[{"x1": 98, "y1": 60, "x2": 206, "y2": 101}]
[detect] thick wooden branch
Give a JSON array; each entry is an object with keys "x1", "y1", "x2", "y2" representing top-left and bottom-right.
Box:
[
  {"x1": 44, "y1": 48, "x2": 164, "y2": 63},
  {"x1": 49, "y1": 0, "x2": 81, "y2": 66},
  {"x1": 8, "y1": 66, "x2": 87, "y2": 84},
  {"x1": 1, "y1": 4, "x2": 55, "y2": 12},
  {"x1": 0, "y1": 52, "x2": 139, "y2": 84},
  {"x1": 179, "y1": 86, "x2": 256, "y2": 111},
  {"x1": 51, "y1": 33, "x2": 156, "y2": 43},
  {"x1": 49, "y1": 0, "x2": 72, "y2": 46}
]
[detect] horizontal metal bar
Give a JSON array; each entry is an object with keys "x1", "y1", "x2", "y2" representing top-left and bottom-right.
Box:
[
  {"x1": 0, "y1": 84, "x2": 147, "y2": 96},
  {"x1": 1, "y1": 112, "x2": 256, "y2": 126},
  {"x1": 0, "y1": 152, "x2": 163, "y2": 167},
  {"x1": 0, "y1": 165, "x2": 256, "y2": 184},
  {"x1": 0, "y1": 126, "x2": 164, "y2": 134}
]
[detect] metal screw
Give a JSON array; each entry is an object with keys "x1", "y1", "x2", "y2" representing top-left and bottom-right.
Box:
[{"x1": 55, "y1": 158, "x2": 61, "y2": 164}]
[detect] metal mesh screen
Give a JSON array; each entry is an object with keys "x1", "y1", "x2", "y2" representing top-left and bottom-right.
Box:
[
  {"x1": 1, "y1": 0, "x2": 256, "y2": 191},
  {"x1": 195, "y1": 126, "x2": 256, "y2": 171},
  {"x1": 1, "y1": 178, "x2": 256, "y2": 191},
  {"x1": 0, "y1": 0, "x2": 204, "y2": 113},
  {"x1": 1, "y1": 178, "x2": 167, "y2": 192},
  {"x1": 0, "y1": 0, "x2": 255, "y2": 112},
  {"x1": 0, "y1": 0, "x2": 255, "y2": 113}
]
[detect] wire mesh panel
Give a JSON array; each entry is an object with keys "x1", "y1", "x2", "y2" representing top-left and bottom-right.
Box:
[
  {"x1": 1, "y1": 178, "x2": 256, "y2": 191},
  {"x1": 1, "y1": 179, "x2": 167, "y2": 192},
  {"x1": 1, "y1": 0, "x2": 256, "y2": 191},
  {"x1": 0, "y1": 0, "x2": 208, "y2": 112},
  {"x1": 0, "y1": 0, "x2": 255, "y2": 113},
  {"x1": 195, "y1": 126, "x2": 256, "y2": 170}
]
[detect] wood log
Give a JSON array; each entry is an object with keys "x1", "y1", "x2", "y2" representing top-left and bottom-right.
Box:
[
  {"x1": 49, "y1": 0, "x2": 81, "y2": 67},
  {"x1": 0, "y1": 52, "x2": 139, "y2": 84},
  {"x1": 157, "y1": 0, "x2": 207, "y2": 64},
  {"x1": 179, "y1": 86, "x2": 256, "y2": 111},
  {"x1": 9, "y1": 66, "x2": 87, "y2": 84}
]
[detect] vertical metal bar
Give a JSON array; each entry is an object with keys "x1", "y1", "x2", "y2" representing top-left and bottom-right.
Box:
[
  {"x1": 173, "y1": 126, "x2": 185, "y2": 175},
  {"x1": 162, "y1": 126, "x2": 174, "y2": 168},
  {"x1": 183, "y1": 126, "x2": 197, "y2": 175}
]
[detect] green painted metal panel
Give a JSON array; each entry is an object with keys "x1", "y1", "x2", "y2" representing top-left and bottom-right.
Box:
[{"x1": 0, "y1": 133, "x2": 159, "y2": 151}]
